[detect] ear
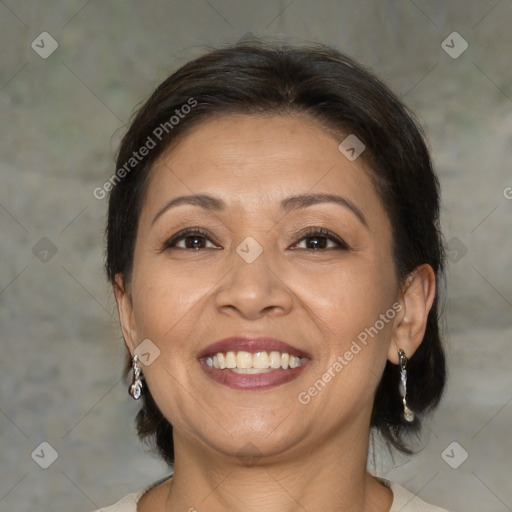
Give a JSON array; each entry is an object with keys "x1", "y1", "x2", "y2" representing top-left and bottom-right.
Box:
[
  {"x1": 388, "y1": 264, "x2": 436, "y2": 364},
  {"x1": 114, "y1": 274, "x2": 137, "y2": 355}
]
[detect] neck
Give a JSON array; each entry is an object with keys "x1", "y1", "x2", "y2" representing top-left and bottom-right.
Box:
[{"x1": 160, "y1": 426, "x2": 392, "y2": 512}]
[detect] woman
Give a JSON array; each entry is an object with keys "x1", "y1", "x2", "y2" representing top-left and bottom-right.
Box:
[{"x1": 96, "y1": 40, "x2": 449, "y2": 511}]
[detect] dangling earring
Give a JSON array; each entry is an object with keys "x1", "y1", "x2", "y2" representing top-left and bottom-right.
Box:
[
  {"x1": 129, "y1": 355, "x2": 143, "y2": 400},
  {"x1": 398, "y1": 349, "x2": 415, "y2": 422}
]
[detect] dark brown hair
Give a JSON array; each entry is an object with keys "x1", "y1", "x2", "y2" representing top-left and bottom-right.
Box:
[{"x1": 105, "y1": 40, "x2": 446, "y2": 465}]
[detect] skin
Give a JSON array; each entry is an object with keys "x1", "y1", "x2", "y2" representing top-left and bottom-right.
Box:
[{"x1": 115, "y1": 113, "x2": 436, "y2": 512}]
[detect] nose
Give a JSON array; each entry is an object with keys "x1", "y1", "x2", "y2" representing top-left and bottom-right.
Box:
[{"x1": 214, "y1": 245, "x2": 294, "y2": 320}]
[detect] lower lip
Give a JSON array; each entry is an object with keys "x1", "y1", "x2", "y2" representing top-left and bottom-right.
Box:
[{"x1": 199, "y1": 360, "x2": 309, "y2": 390}]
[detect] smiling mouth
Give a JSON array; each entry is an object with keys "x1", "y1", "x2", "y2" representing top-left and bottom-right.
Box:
[
  {"x1": 197, "y1": 337, "x2": 310, "y2": 390},
  {"x1": 204, "y1": 350, "x2": 306, "y2": 374}
]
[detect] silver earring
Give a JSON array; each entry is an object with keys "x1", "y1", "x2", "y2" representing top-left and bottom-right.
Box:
[
  {"x1": 398, "y1": 349, "x2": 415, "y2": 422},
  {"x1": 129, "y1": 355, "x2": 143, "y2": 400}
]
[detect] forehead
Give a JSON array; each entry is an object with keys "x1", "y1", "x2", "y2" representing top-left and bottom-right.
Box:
[{"x1": 141, "y1": 113, "x2": 387, "y2": 228}]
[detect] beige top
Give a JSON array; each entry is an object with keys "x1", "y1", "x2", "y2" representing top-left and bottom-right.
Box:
[{"x1": 93, "y1": 477, "x2": 450, "y2": 511}]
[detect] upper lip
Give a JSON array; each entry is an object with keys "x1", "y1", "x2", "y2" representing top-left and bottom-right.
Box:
[{"x1": 197, "y1": 336, "x2": 311, "y2": 359}]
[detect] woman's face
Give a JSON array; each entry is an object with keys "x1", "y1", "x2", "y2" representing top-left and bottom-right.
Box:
[{"x1": 118, "y1": 113, "x2": 402, "y2": 461}]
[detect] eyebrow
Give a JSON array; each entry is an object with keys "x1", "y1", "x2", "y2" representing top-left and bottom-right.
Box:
[
  {"x1": 281, "y1": 193, "x2": 369, "y2": 228},
  {"x1": 152, "y1": 192, "x2": 368, "y2": 229},
  {"x1": 152, "y1": 194, "x2": 225, "y2": 225}
]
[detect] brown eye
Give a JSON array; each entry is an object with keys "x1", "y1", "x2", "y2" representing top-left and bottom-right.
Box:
[
  {"x1": 291, "y1": 228, "x2": 349, "y2": 251},
  {"x1": 302, "y1": 236, "x2": 332, "y2": 250},
  {"x1": 164, "y1": 228, "x2": 220, "y2": 250},
  {"x1": 180, "y1": 234, "x2": 209, "y2": 249}
]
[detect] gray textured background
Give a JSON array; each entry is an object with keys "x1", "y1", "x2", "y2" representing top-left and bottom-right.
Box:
[{"x1": 1, "y1": 1, "x2": 511, "y2": 511}]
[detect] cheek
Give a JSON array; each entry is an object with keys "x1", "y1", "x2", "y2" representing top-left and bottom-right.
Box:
[
  {"x1": 293, "y1": 256, "x2": 397, "y2": 394},
  {"x1": 131, "y1": 262, "x2": 213, "y2": 338},
  {"x1": 294, "y1": 256, "x2": 395, "y2": 332}
]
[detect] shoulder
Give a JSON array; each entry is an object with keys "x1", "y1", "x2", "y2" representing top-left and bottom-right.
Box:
[
  {"x1": 91, "y1": 476, "x2": 172, "y2": 512},
  {"x1": 90, "y1": 489, "x2": 142, "y2": 512},
  {"x1": 379, "y1": 478, "x2": 451, "y2": 512}
]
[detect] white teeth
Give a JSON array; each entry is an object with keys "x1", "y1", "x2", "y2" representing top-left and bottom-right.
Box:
[
  {"x1": 236, "y1": 351, "x2": 252, "y2": 369},
  {"x1": 252, "y1": 351, "x2": 270, "y2": 369},
  {"x1": 289, "y1": 355, "x2": 300, "y2": 368},
  {"x1": 269, "y1": 351, "x2": 281, "y2": 369},
  {"x1": 217, "y1": 352, "x2": 227, "y2": 369},
  {"x1": 205, "y1": 350, "x2": 305, "y2": 371},
  {"x1": 231, "y1": 368, "x2": 272, "y2": 374},
  {"x1": 225, "y1": 351, "x2": 237, "y2": 368}
]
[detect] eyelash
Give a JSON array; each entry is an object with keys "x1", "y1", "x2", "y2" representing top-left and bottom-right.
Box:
[
  {"x1": 290, "y1": 227, "x2": 349, "y2": 251},
  {"x1": 163, "y1": 227, "x2": 349, "y2": 251},
  {"x1": 162, "y1": 227, "x2": 217, "y2": 250}
]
